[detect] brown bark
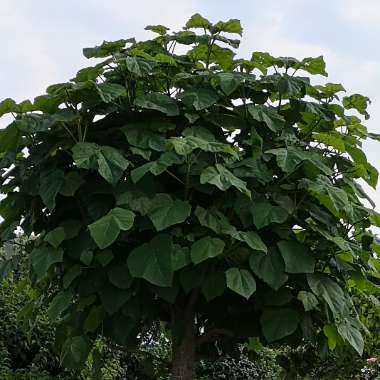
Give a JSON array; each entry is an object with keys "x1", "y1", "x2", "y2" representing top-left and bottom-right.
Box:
[
  {"x1": 171, "y1": 322, "x2": 196, "y2": 380},
  {"x1": 171, "y1": 292, "x2": 197, "y2": 380}
]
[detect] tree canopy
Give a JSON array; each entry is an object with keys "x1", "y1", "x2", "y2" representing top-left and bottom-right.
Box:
[{"x1": 0, "y1": 13, "x2": 379, "y2": 379}]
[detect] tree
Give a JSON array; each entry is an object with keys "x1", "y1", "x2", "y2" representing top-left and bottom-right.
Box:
[{"x1": 0, "y1": 13, "x2": 380, "y2": 379}]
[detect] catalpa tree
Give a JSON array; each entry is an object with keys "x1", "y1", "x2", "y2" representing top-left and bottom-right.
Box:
[{"x1": 1, "y1": 13, "x2": 380, "y2": 380}]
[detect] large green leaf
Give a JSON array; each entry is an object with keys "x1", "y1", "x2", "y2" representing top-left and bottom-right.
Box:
[
  {"x1": 59, "y1": 172, "x2": 84, "y2": 197},
  {"x1": 249, "y1": 248, "x2": 288, "y2": 290},
  {"x1": 195, "y1": 207, "x2": 267, "y2": 254},
  {"x1": 250, "y1": 52, "x2": 276, "y2": 74},
  {"x1": 145, "y1": 24, "x2": 170, "y2": 35},
  {"x1": 96, "y1": 83, "x2": 126, "y2": 103},
  {"x1": 80, "y1": 249, "x2": 93, "y2": 266},
  {"x1": 346, "y1": 144, "x2": 368, "y2": 167},
  {"x1": 268, "y1": 146, "x2": 295, "y2": 172},
  {"x1": 261, "y1": 308, "x2": 300, "y2": 342},
  {"x1": 214, "y1": 19, "x2": 243, "y2": 36},
  {"x1": 172, "y1": 245, "x2": 191, "y2": 271},
  {"x1": 190, "y1": 236, "x2": 225, "y2": 264},
  {"x1": 278, "y1": 75, "x2": 308, "y2": 98},
  {"x1": 130, "y1": 163, "x2": 154, "y2": 183},
  {"x1": 31, "y1": 245, "x2": 64, "y2": 280},
  {"x1": 135, "y1": 93, "x2": 179, "y2": 116},
  {"x1": 63, "y1": 265, "x2": 82, "y2": 289},
  {"x1": 61, "y1": 336, "x2": 90, "y2": 369},
  {"x1": 180, "y1": 88, "x2": 219, "y2": 110},
  {"x1": 47, "y1": 290, "x2": 72, "y2": 321},
  {"x1": 251, "y1": 200, "x2": 288, "y2": 229},
  {"x1": 99, "y1": 286, "x2": 130, "y2": 314},
  {"x1": 301, "y1": 56, "x2": 327, "y2": 76},
  {"x1": 232, "y1": 158, "x2": 272, "y2": 184},
  {"x1": 108, "y1": 265, "x2": 133, "y2": 289},
  {"x1": 343, "y1": 94, "x2": 370, "y2": 119},
  {"x1": 39, "y1": 169, "x2": 65, "y2": 211},
  {"x1": 0, "y1": 98, "x2": 17, "y2": 116},
  {"x1": 201, "y1": 272, "x2": 226, "y2": 301},
  {"x1": 124, "y1": 56, "x2": 150, "y2": 76},
  {"x1": 217, "y1": 72, "x2": 242, "y2": 95},
  {"x1": 72, "y1": 143, "x2": 130, "y2": 185},
  {"x1": 122, "y1": 121, "x2": 166, "y2": 151},
  {"x1": 12, "y1": 112, "x2": 77, "y2": 133},
  {"x1": 83, "y1": 39, "x2": 131, "y2": 58},
  {"x1": 170, "y1": 136, "x2": 237, "y2": 157},
  {"x1": 307, "y1": 274, "x2": 348, "y2": 316},
  {"x1": 200, "y1": 164, "x2": 250, "y2": 197},
  {"x1": 204, "y1": 112, "x2": 243, "y2": 131},
  {"x1": 147, "y1": 194, "x2": 191, "y2": 231},
  {"x1": 72, "y1": 142, "x2": 99, "y2": 168},
  {"x1": 247, "y1": 105, "x2": 285, "y2": 132},
  {"x1": 297, "y1": 291, "x2": 319, "y2": 312},
  {"x1": 0, "y1": 123, "x2": 21, "y2": 153},
  {"x1": 195, "y1": 206, "x2": 238, "y2": 235},
  {"x1": 131, "y1": 152, "x2": 184, "y2": 183},
  {"x1": 96, "y1": 146, "x2": 130, "y2": 185},
  {"x1": 314, "y1": 132, "x2": 346, "y2": 152},
  {"x1": 323, "y1": 324, "x2": 338, "y2": 350},
  {"x1": 306, "y1": 176, "x2": 350, "y2": 217},
  {"x1": 44, "y1": 227, "x2": 65, "y2": 248},
  {"x1": 337, "y1": 318, "x2": 364, "y2": 355},
  {"x1": 89, "y1": 208, "x2": 135, "y2": 249},
  {"x1": 267, "y1": 146, "x2": 331, "y2": 174},
  {"x1": 185, "y1": 13, "x2": 211, "y2": 29},
  {"x1": 74, "y1": 65, "x2": 104, "y2": 82},
  {"x1": 235, "y1": 231, "x2": 267, "y2": 253},
  {"x1": 226, "y1": 268, "x2": 256, "y2": 299},
  {"x1": 84, "y1": 306, "x2": 106, "y2": 333},
  {"x1": 278, "y1": 240, "x2": 315, "y2": 274},
  {"x1": 127, "y1": 234, "x2": 174, "y2": 287}
]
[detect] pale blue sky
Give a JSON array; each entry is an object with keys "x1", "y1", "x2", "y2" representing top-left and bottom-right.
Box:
[{"x1": 1, "y1": 0, "x2": 379, "y2": 206}]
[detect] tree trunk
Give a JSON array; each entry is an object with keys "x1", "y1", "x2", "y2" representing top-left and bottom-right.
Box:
[
  {"x1": 171, "y1": 297, "x2": 197, "y2": 380},
  {"x1": 171, "y1": 327, "x2": 196, "y2": 380}
]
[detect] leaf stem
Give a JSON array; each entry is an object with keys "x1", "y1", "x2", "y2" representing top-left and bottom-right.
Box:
[
  {"x1": 165, "y1": 169, "x2": 184, "y2": 185},
  {"x1": 206, "y1": 36, "x2": 216, "y2": 70},
  {"x1": 62, "y1": 123, "x2": 78, "y2": 143}
]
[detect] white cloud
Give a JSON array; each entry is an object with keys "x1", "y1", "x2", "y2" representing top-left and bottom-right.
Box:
[
  {"x1": 339, "y1": 0, "x2": 380, "y2": 27},
  {"x1": 0, "y1": 0, "x2": 199, "y2": 129},
  {"x1": 0, "y1": 0, "x2": 198, "y2": 105},
  {"x1": 0, "y1": 2, "x2": 60, "y2": 99},
  {"x1": 89, "y1": 0, "x2": 197, "y2": 34}
]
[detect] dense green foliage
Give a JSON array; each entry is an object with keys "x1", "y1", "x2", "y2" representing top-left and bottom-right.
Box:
[
  {"x1": 1, "y1": 12, "x2": 380, "y2": 377},
  {"x1": 0, "y1": 245, "x2": 279, "y2": 379},
  {"x1": 0, "y1": 242, "x2": 378, "y2": 379},
  {"x1": 0, "y1": 243, "x2": 129, "y2": 380}
]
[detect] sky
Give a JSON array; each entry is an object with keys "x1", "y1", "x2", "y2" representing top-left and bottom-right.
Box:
[{"x1": 0, "y1": 0, "x2": 379, "y2": 207}]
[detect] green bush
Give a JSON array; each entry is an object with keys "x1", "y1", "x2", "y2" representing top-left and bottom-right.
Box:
[
  {"x1": 1, "y1": 260, "x2": 378, "y2": 380},
  {"x1": 0, "y1": 244, "x2": 143, "y2": 380},
  {"x1": 0, "y1": 251, "x2": 69, "y2": 379},
  {"x1": 196, "y1": 348, "x2": 280, "y2": 380},
  {"x1": 0, "y1": 258, "x2": 282, "y2": 380}
]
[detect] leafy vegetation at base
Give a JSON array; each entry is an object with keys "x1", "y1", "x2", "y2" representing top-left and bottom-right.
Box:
[{"x1": 0, "y1": 243, "x2": 379, "y2": 379}]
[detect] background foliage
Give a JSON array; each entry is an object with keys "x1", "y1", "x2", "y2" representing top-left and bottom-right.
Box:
[
  {"x1": 0, "y1": 241, "x2": 379, "y2": 379},
  {"x1": 0, "y1": 243, "x2": 280, "y2": 379}
]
